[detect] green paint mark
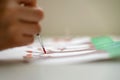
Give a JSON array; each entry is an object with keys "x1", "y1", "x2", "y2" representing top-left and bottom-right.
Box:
[
  {"x1": 91, "y1": 36, "x2": 114, "y2": 50},
  {"x1": 103, "y1": 41, "x2": 120, "y2": 58}
]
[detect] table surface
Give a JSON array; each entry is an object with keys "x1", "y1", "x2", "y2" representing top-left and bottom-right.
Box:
[
  {"x1": 0, "y1": 60, "x2": 120, "y2": 80},
  {"x1": 0, "y1": 37, "x2": 120, "y2": 80}
]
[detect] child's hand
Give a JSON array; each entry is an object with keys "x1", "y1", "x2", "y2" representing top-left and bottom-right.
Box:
[{"x1": 0, "y1": 0, "x2": 44, "y2": 50}]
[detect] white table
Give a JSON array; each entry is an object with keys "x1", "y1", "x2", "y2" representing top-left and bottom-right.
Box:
[{"x1": 0, "y1": 60, "x2": 120, "y2": 80}]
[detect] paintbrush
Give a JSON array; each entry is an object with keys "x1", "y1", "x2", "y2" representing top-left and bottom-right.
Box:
[{"x1": 37, "y1": 34, "x2": 47, "y2": 54}]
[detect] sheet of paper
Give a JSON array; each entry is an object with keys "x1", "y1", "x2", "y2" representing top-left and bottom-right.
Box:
[{"x1": 0, "y1": 37, "x2": 110, "y2": 65}]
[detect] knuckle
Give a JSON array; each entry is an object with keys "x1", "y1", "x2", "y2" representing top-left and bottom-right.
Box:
[
  {"x1": 5, "y1": 6, "x2": 17, "y2": 19},
  {"x1": 7, "y1": 3, "x2": 18, "y2": 13}
]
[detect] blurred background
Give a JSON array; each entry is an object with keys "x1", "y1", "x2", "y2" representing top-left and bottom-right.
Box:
[{"x1": 38, "y1": 0, "x2": 120, "y2": 37}]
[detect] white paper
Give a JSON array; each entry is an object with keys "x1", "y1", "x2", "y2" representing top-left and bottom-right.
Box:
[{"x1": 0, "y1": 37, "x2": 110, "y2": 65}]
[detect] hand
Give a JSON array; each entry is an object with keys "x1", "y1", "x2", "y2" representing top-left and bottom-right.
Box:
[{"x1": 0, "y1": 0, "x2": 44, "y2": 50}]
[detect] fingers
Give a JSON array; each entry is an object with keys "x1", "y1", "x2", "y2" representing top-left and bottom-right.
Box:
[
  {"x1": 9, "y1": 2, "x2": 43, "y2": 47},
  {"x1": 0, "y1": 0, "x2": 44, "y2": 49},
  {"x1": 18, "y1": 21, "x2": 41, "y2": 35},
  {"x1": 17, "y1": 34, "x2": 34, "y2": 46},
  {"x1": 10, "y1": 33, "x2": 34, "y2": 47},
  {"x1": 17, "y1": 7, "x2": 44, "y2": 23},
  {"x1": 5, "y1": 1, "x2": 44, "y2": 23},
  {"x1": 8, "y1": 21, "x2": 41, "y2": 47}
]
